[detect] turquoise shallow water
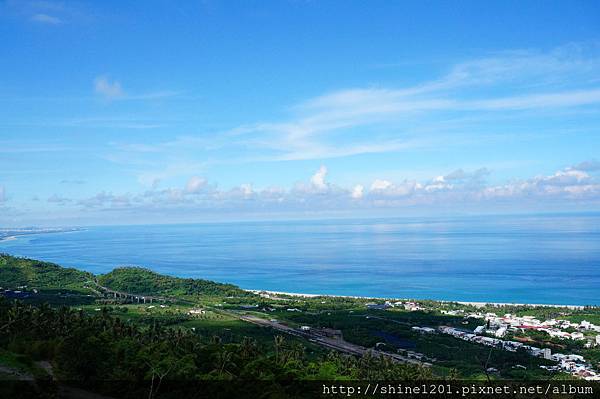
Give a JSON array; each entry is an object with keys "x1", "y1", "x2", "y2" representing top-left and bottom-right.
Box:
[{"x1": 1, "y1": 214, "x2": 599, "y2": 305}]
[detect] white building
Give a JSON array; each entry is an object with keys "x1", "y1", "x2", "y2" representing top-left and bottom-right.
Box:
[
  {"x1": 495, "y1": 327, "x2": 507, "y2": 338},
  {"x1": 542, "y1": 348, "x2": 552, "y2": 360},
  {"x1": 581, "y1": 320, "x2": 592, "y2": 330},
  {"x1": 412, "y1": 326, "x2": 436, "y2": 334},
  {"x1": 571, "y1": 332, "x2": 585, "y2": 340}
]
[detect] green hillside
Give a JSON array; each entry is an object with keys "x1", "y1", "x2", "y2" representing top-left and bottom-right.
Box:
[
  {"x1": 0, "y1": 254, "x2": 250, "y2": 299},
  {"x1": 0, "y1": 254, "x2": 93, "y2": 291},
  {"x1": 97, "y1": 266, "x2": 249, "y2": 298}
]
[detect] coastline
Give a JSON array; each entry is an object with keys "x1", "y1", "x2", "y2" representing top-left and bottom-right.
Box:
[
  {"x1": 2, "y1": 218, "x2": 598, "y2": 308},
  {"x1": 0, "y1": 228, "x2": 83, "y2": 243},
  {"x1": 248, "y1": 289, "x2": 590, "y2": 309},
  {"x1": 0, "y1": 227, "x2": 596, "y2": 309}
]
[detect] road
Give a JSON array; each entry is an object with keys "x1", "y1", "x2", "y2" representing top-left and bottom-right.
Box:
[
  {"x1": 90, "y1": 283, "x2": 430, "y2": 367},
  {"x1": 237, "y1": 314, "x2": 430, "y2": 367}
]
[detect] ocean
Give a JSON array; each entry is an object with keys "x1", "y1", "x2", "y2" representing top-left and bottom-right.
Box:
[{"x1": 1, "y1": 214, "x2": 599, "y2": 305}]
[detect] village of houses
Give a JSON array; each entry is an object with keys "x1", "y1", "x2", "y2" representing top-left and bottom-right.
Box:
[
  {"x1": 364, "y1": 300, "x2": 600, "y2": 380},
  {"x1": 194, "y1": 292, "x2": 600, "y2": 380}
]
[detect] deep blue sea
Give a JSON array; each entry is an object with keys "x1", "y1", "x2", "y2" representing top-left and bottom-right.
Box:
[{"x1": 1, "y1": 214, "x2": 599, "y2": 305}]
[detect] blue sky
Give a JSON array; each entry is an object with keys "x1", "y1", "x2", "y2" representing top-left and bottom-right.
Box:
[{"x1": 1, "y1": 0, "x2": 600, "y2": 225}]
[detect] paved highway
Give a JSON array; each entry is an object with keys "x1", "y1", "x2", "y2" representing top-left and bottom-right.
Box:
[{"x1": 238, "y1": 314, "x2": 430, "y2": 367}]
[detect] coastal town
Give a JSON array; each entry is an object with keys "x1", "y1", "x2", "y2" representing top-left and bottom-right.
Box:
[
  {"x1": 439, "y1": 325, "x2": 599, "y2": 381},
  {"x1": 225, "y1": 292, "x2": 600, "y2": 381},
  {"x1": 361, "y1": 300, "x2": 600, "y2": 380},
  {"x1": 2, "y1": 255, "x2": 600, "y2": 385}
]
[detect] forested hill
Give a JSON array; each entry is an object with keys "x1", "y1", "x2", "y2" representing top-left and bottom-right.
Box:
[
  {"x1": 0, "y1": 254, "x2": 249, "y2": 299},
  {"x1": 97, "y1": 266, "x2": 249, "y2": 298},
  {"x1": 0, "y1": 253, "x2": 92, "y2": 290}
]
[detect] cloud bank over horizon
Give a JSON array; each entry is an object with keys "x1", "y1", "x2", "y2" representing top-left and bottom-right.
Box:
[
  {"x1": 1, "y1": 2, "x2": 599, "y2": 225},
  {"x1": 2, "y1": 160, "x2": 598, "y2": 225}
]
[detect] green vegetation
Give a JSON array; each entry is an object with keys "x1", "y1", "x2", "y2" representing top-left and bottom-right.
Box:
[
  {"x1": 0, "y1": 299, "x2": 432, "y2": 398},
  {"x1": 273, "y1": 309, "x2": 555, "y2": 379},
  {"x1": 0, "y1": 254, "x2": 92, "y2": 292},
  {"x1": 564, "y1": 313, "x2": 600, "y2": 325},
  {"x1": 98, "y1": 266, "x2": 250, "y2": 299},
  {"x1": 1, "y1": 253, "x2": 599, "y2": 398}
]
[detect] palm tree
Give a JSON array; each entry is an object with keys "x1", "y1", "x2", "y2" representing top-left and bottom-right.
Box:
[
  {"x1": 288, "y1": 342, "x2": 305, "y2": 363},
  {"x1": 240, "y1": 336, "x2": 258, "y2": 360},
  {"x1": 274, "y1": 335, "x2": 285, "y2": 364},
  {"x1": 214, "y1": 349, "x2": 235, "y2": 378}
]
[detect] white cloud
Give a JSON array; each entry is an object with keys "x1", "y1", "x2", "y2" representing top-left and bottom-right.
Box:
[
  {"x1": 48, "y1": 163, "x2": 599, "y2": 218},
  {"x1": 482, "y1": 168, "x2": 599, "y2": 200},
  {"x1": 310, "y1": 165, "x2": 328, "y2": 190},
  {"x1": 240, "y1": 183, "x2": 253, "y2": 197},
  {"x1": 370, "y1": 179, "x2": 392, "y2": 191},
  {"x1": 94, "y1": 76, "x2": 124, "y2": 100},
  {"x1": 351, "y1": 185, "x2": 364, "y2": 199},
  {"x1": 370, "y1": 180, "x2": 421, "y2": 197},
  {"x1": 543, "y1": 169, "x2": 590, "y2": 185},
  {"x1": 425, "y1": 179, "x2": 452, "y2": 192},
  {"x1": 30, "y1": 13, "x2": 62, "y2": 24},
  {"x1": 0, "y1": 186, "x2": 6, "y2": 203},
  {"x1": 185, "y1": 176, "x2": 207, "y2": 194}
]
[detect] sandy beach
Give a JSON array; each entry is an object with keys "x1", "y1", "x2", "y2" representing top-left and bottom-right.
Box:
[{"x1": 249, "y1": 289, "x2": 589, "y2": 309}]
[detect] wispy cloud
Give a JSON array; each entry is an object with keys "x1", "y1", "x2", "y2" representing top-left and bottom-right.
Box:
[
  {"x1": 60, "y1": 179, "x2": 86, "y2": 185},
  {"x1": 0, "y1": 139, "x2": 75, "y2": 153},
  {"x1": 467, "y1": 88, "x2": 600, "y2": 110},
  {"x1": 570, "y1": 159, "x2": 600, "y2": 172},
  {"x1": 105, "y1": 44, "x2": 600, "y2": 191},
  {"x1": 47, "y1": 194, "x2": 72, "y2": 205},
  {"x1": 4, "y1": 0, "x2": 88, "y2": 25},
  {"x1": 185, "y1": 176, "x2": 208, "y2": 194},
  {"x1": 240, "y1": 45, "x2": 600, "y2": 161},
  {"x1": 114, "y1": 44, "x2": 600, "y2": 164},
  {"x1": 30, "y1": 13, "x2": 61, "y2": 24},
  {"x1": 94, "y1": 76, "x2": 125, "y2": 100},
  {"x1": 93, "y1": 75, "x2": 180, "y2": 102}
]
